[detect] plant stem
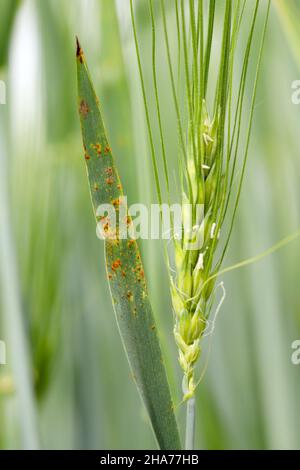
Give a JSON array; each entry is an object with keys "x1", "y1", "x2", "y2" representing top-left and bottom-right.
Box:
[{"x1": 185, "y1": 396, "x2": 196, "y2": 450}]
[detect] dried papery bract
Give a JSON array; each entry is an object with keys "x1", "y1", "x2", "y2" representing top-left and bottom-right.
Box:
[{"x1": 131, "y1": 0, "x2": 271, "y2": 449}]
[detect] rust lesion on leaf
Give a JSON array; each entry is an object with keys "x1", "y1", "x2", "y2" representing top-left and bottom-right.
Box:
[
  {"x1": 106, "y1": 177, "x2": 114, "y2": 185},
  {"x1": 127, "y1": 239, "x2": 135, "y2": 249},
  {"x1": 91, "y1": 143, "x2": 102, "y2": 156},
  {"x1": 111, "y1": 198, "x2": 121, "y2": 209},
  {"x1": 112, "y1": 259, "x2": 121, "y2": 271},
  {"x1": 105, "y1": 167, "x2": 113, "y2": 176},
  {"x1": 79, "y1": 99, "x2": 89, "y2": 118}
]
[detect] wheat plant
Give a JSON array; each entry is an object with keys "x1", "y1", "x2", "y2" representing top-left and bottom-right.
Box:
[
  {"x1": 77, "y1": 0, "x2": 273, "y2": 451},
  {"x1": 130, "y1": 0, "x2": 270, "y2": 449}
]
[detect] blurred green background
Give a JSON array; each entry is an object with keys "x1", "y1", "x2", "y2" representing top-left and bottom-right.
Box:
[{"x1": 0, "y1": 0, "x2": 300, "y2": 450}]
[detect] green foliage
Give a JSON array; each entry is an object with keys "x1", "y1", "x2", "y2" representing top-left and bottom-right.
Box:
[
  {"x1": 1, "y1": 0, "x2": 300, "y2": 451},
  {"x1": 0, "y1": 0, "x2": 19, "y2": 67}
]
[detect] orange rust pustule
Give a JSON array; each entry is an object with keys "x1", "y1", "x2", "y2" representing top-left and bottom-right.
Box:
[
  {"x1": 79, "y1": 100, "x2": 89, "y2": 118},
  {"x1": 85, "y1": 153, "x2": 91, "y2": 161},
  {"x1": 112, "y1": 259, "x2": 121, "y2": 271},
  {"x1": 112, "y1": 198, "x2": 120, "y2": 208},
  {"x1": 106, "y1": 177, "x2": 114, "y2": 185},
  {"x1": 104, "y1": 146, "x2": 111, "y2": 154},
  {"x1": 91, "y1": 143, "x2": 102, "y2": 156}
]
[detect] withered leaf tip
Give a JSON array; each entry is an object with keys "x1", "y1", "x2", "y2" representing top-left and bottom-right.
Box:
[{"x1": 76, "y1": 36, "x2": 84, "y2": 63}]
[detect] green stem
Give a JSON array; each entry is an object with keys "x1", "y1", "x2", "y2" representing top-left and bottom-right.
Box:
[{"x1": 185, "y1": 396, "x2": 196, "y2": 450}]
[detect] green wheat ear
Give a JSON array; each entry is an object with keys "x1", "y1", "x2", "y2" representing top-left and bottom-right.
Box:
[{"x1": 76, "y1": 38, "x2": 181, "y2": 451}]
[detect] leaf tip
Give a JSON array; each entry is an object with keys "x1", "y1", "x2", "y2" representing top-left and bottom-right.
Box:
[{"x1": 76, "y1": 36, "x2": 84, "y2": 64}]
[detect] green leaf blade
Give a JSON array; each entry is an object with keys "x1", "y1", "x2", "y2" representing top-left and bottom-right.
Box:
[{"x1": 76, "y1": 40, "x2": 181, "y2": 450}]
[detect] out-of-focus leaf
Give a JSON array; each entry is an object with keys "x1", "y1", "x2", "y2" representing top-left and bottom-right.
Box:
[
  {"x1": 0, "y1": 0, "x2": 20, "y2": 67},
  {"x1": 274, "y1": 0, "x2": 300, "y2": 70},
  {"x1": 76, "y1": 40, "x2": 181, "y2": 450},
  {"x1": 35, "y1": 0, "x2": 76, "y2": 141}
]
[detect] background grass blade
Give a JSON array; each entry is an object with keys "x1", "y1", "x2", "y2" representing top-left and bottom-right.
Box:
[
  {"x1": 76, "y1": 40, "x2": 181, "y2": 450},
  {"x1": 274, "y1": 0, "x2": 300, "y2": 71},
  {"x1": 0, "y1": 112, "x2": 39, "y2": 451},
  {"x1": 0, "y1": 1, "x2": 39, "y2": 448},
  {"x1": 0, "y1": 0, "x2": 20, "y2": 67}
]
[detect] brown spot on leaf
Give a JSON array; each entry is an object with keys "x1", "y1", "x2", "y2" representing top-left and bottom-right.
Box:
[
  {"x1": 127, "y1": 291, "x2": 133, "y2": 302},
  {"x1": 105, "y1": 167, "x2": 113, "y2": 176},
  {"x1": 79, "y1": 100, "x2": 89, "y2": 118}
]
